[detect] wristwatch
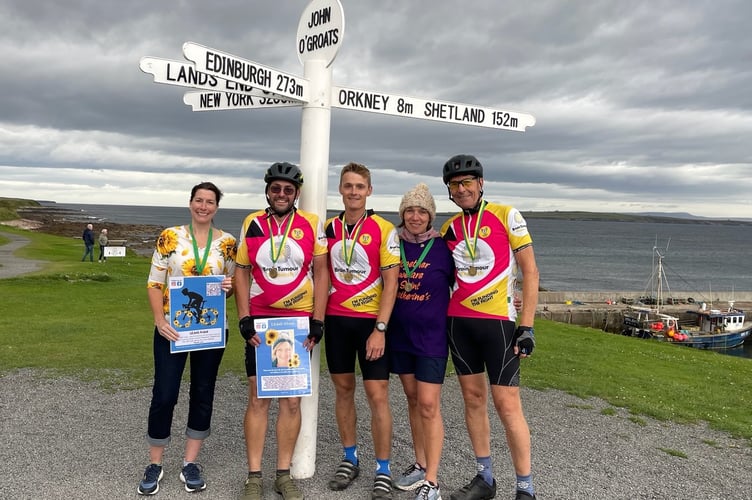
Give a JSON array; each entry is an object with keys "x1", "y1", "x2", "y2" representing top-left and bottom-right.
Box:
[{"x1": 375, "y1": 321, "x2": 387, "y2": 333}]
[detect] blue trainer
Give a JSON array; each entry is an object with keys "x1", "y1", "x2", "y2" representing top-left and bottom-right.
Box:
[
  {"x1": 180, "y1": 462, "x2": 207, "y2": 492},
  {"x1": 137, "y1": 463, "x2": 163, "y2": 496},
  {"x1": 395, "y1": 463, "x2": 426, "y2": 491}
]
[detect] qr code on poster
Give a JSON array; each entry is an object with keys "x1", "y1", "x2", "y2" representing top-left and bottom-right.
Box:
[{"x1": 205, "y1": 282, "x2": 222, "y2": 296}]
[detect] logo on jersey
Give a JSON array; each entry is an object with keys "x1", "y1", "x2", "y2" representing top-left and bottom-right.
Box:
[
  {"x1": 479, "y1": 226, "x2": 491, "y2": 238},
  {"x1": 510, "y1": 210, "x2": 528, "y2": 236},
  {"x1": 359, "y1": 234, "x2": 372, "y2": 246},
  {"x1": 291, "y1": 228, "x2": 304, "y2": 240}
]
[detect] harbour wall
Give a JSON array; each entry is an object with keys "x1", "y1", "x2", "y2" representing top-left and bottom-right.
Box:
[
  {"x1": 538, "y1": 291, "x2": 752, "y2": 304},
  {"x1": 535, "y1": 291, "x2": 752, "y2": 333}
]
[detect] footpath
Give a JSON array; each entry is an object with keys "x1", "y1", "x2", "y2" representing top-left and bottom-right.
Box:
[{"x1": 0, "y1": 230, "x2": 44, "y2": 278}]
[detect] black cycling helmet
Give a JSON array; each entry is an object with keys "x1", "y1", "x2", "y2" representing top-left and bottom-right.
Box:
[
  {"x1": 264, "y1": 162, "x2": 304, "y2": 187},
  {"x1": 442, "y1": 154, "x2": 483, "y2": 184}
]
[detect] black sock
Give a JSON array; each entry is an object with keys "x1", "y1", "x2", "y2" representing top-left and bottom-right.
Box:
[{"x1": 276, "y1": 469, "x2": 290, "y2": 478}]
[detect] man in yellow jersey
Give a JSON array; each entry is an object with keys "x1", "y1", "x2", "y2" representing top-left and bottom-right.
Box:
[
  {"x1": 440, "y1": 155, "x2": 540, "y2": 500},
  {"x1": 324, "y1": 162, "x2": 400, "y2": 500}
]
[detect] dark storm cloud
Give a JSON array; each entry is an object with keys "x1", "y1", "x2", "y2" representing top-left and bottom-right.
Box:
[{"x1": 1, "y1": 0, "x2": 751, "y2": 217}]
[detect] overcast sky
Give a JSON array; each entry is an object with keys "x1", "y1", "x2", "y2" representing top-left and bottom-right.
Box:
[{"x1": 1, "y1": 0, "x2": 751, "y2": 218}]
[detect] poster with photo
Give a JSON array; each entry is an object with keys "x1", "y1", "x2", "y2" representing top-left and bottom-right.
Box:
[
  {"x1": 168, "y1": 275, "x2": 226, "y2": 353},
  {"x1": 253, "y1": 316, "x2": 312, "y2": 398}
]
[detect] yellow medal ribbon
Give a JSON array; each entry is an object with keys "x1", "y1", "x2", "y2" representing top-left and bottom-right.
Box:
[
  {"x1": 460, "y1": 200, "x2": 487, "y2": 263},
  {"x1": 341, "y1": 212, "x2": 366, "y2": 268},
  {"x1": 266, "y1": 211, "x2": 295, "y2": 269}
]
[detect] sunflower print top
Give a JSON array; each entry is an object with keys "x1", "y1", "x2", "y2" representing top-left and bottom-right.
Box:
[{"x1": 147, "y1": 225, "x2": 237, "y2": 317}]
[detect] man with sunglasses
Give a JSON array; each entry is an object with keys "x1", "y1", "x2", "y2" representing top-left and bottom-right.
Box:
[
  {"x1": 234, "y1": 162, "x2": 329, "y2": 500},
  {"x1": 440, "y1": 154, "x2": 540, "y2": 500}
]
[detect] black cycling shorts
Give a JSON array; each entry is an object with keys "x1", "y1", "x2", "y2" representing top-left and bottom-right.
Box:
[
  {"x1": 447, "y1": 316, "x2": 520, "y2": 387},
  {"x1": 324, "y1": 315, "x2": 390, "y2": 380}
]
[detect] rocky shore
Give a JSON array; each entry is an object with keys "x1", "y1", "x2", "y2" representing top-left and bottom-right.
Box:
[{"x1": 7, "y1": 205, "x2": 161, "y2": 256}]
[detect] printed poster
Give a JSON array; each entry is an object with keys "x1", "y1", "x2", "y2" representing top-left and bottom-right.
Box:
[
  {"x1": 168, "y1": 275, "x2": 226, "y2": 353},
  {"x1": 254, "y1": 317, "x2": 312, "y2": 398}
]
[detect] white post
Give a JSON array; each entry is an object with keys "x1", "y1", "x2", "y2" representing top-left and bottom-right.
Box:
[{"x1": 292, "y1": 58, "x2": 332, "y2": 479}]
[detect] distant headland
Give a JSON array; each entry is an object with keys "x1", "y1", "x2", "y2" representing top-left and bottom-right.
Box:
[{"x1": 2, "y1": 197, "x2": 752, "y2": 227}]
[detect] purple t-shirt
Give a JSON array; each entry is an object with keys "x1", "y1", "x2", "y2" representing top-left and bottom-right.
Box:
[{"x1": 388, "y1": 236, "x2": 454, "y2": 357}]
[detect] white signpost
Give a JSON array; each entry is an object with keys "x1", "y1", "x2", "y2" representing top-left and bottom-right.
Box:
[{"x1": 139, "y1": 0, "x2": 534, "y2": 479}]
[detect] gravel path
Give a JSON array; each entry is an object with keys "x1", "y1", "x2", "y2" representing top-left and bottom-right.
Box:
[
  {"x1": 1, "y1": 369, "x2": 749, "y2": 500},
  {"x1": 0, "y1": 230, "x2": 44, "y2": 278}
]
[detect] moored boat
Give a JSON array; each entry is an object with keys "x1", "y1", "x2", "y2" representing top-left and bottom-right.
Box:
[
  {"x1": 621, "y1": 244, "x2": 752, "y2": 349},
  {"x1": 673, "y1": 303, "x2": 752, "y2": 348}
]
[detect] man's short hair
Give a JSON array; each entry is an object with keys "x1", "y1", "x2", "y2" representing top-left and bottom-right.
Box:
[{"x1": 339, "y1": 162, "x2": 371, "y2": 186}]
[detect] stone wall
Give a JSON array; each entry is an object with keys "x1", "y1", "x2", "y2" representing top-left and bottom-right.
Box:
[
  {"x1": 535, "y1": 291, "x2": 752, "y2": 333},
  {"x1": 538, "y1": 291, "x2": 752, "y2": 304}
]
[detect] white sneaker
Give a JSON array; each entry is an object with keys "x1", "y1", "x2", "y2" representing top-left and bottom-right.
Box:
[{"x1": 415, "y1": 481, "x2": 442, "y2": 500}]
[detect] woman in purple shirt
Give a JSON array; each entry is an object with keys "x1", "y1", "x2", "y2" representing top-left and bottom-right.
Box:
[{"x1": 389, "y1": 183, "x2": 454, "y2": 500}]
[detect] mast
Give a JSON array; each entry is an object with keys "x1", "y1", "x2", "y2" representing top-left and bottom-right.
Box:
[{"x1": 656, "y1": 250, "x2": 663, "y2": 314}]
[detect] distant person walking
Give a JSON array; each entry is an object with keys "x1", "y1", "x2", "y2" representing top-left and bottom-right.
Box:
[
  {"x1": 81, "y1": 223, "x2": 95, "y2": 262},
  {"x1": 98, "y1": 228, "x2": 109, "y2": 262}
]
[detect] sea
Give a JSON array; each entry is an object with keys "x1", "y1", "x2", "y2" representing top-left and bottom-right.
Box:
[
  {"x1": 45, "y1": 201, "x2": 752, "y2": 293},
  {"x1": 43, "y1": 202, "x2": 752, "y2": 359}
]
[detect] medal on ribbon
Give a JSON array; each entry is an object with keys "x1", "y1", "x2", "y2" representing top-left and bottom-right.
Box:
[
  {"x1": 189, "y1": 224, "x2": 213, "y2": 275},
  {"x1": 461, "y1": 200, "x2": 486, "y2": 277},
  {"x1": 266, "y1": 211, "x2": 295, "y2": 279},
  {"x1": 341, "y1": 213, "x2": 366, "y2": 283}
]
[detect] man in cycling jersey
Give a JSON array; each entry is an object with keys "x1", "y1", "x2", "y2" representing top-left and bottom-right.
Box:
[
  {"x1": 235, "y1": 162, "x2": 328, "y2": 500},
  {"x1": 324, "y1": 162, "x2": 400, "y2": 500},
  {"x1": 440, "y1": 154, "x2": 540, "y2": 500}
]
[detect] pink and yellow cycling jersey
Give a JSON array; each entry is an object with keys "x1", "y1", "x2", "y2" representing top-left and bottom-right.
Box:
[
  {"x1": 325, "y1": 210, "x2": 400, "y2": 318},
  {"x1": 236, "y1": 208, "x2": 327, "y2": 317},
  {"x1": 441, "y1": 201, "x2": 532, "y2": 321}
]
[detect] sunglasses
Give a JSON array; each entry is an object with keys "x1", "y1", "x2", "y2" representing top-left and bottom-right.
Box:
[
  {"x1": 269, "y1": 185, "x2": 297, "y2": 195},
  {"x1": 447, "y1": 177, "x2": 477, "y2": 190}
]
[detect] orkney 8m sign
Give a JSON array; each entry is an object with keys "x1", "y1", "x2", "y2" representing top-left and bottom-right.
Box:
[{"x1": 332, "y1": 85, "x2": 534, "y2": 132}]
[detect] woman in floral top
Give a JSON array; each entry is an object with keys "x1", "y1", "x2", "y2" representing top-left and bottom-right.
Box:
[{"x1": 137, "y1": 182, "x2": 237, "y2": 496}]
